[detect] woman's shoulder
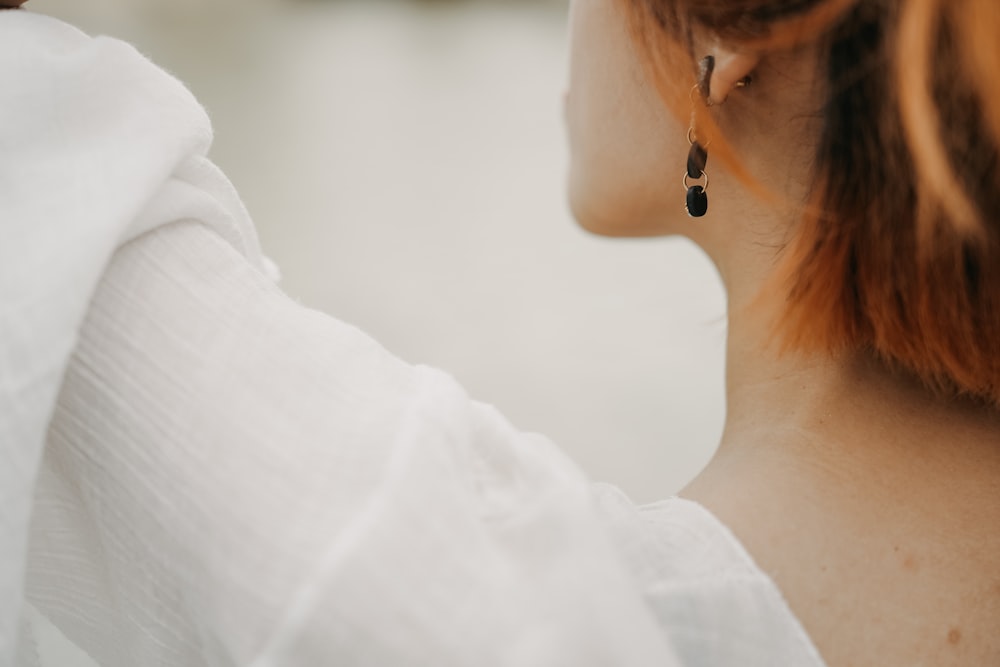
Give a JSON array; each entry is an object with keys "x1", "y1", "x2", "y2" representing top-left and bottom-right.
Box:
[{"x1": 594, "y1": 486, "x2": 828, "y2": 667}]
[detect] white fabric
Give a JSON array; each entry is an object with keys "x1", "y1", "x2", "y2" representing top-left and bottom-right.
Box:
[
  {"x1": 1, "y1": 9, "x2": 827, "y2": 667},
  {"x1": 0, "y1": 10, "x2": 269, "y2": 665},
  {"x1": 30, "y1": 220, "x2": 678, "y2": 667},
  {"x1": 595, "y1": 489, "x2": 827, "y2": 666}
]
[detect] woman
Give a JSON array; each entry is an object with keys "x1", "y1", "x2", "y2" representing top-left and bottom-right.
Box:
[
  {"x1": 1, "y1": 0, "x2": 997, "y2": 666},
  {"x1": 568, "y1": 0, "x2": 1000, "y2": 664}
]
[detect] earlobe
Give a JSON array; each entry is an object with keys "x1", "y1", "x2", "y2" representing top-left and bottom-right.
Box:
[{"x1": 708, "y1": 50, "x2": 761, "y2": 105}]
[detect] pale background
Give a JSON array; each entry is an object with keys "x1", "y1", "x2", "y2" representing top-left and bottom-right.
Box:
[{"x1": 27, "y1": 0, "x2": 728, "y2": 662}]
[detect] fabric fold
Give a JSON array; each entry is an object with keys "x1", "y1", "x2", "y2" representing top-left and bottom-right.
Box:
[{"x1": 0, "y1": 12, "x2": 267, "y2": 663}]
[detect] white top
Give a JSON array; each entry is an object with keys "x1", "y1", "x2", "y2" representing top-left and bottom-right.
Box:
[{"x1": 2, "y1": 10, "x2": 826, "y2": 667}]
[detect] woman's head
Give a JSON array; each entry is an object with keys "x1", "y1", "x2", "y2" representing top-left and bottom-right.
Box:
[{"x1": 566, "y1": 0, "x2": 1000, "y2": 407}]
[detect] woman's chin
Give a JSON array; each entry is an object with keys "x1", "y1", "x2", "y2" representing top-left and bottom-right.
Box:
[{"x1": 567, "y1": 177, "x2": 680, "y2": 239}]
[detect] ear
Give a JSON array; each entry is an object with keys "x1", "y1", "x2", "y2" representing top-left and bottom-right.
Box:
[{"x1": 708, "y1": 49, "x2": 760, "y2": 105}]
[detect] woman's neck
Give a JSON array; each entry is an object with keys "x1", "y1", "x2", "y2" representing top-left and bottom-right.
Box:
[
  {"x1": 699, "y1": 288, "x2": 1000, "y2": 508},
  {"x1": 681, "y1": 287, "x2": 1000, "y2": 666}
]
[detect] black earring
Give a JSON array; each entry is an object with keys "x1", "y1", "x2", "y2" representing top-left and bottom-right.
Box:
[{"x1": 685, "y1": 56, "x2": 713, "y2": 218}]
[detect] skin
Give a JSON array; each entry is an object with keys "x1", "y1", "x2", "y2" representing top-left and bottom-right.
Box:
[
  {"x1": 567, "y1": 0, "x2": 1000, "y2": 665},
  {"x1": 0, "y1": 1, "x2": 27, "y2": 8}
]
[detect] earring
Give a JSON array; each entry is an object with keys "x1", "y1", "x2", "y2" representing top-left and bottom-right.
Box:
[{"x1": 684, "y1": 56, "x2": 713, "y2": 218}]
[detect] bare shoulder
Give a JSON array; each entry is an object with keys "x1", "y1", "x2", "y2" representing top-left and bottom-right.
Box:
[{"x1": 684, "y1": 453, "x2": 1000, "y2": 667}]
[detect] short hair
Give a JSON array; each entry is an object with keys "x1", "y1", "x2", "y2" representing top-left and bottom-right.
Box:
[{"x1": 624, "y1": 0, "x2": 1000, "y2": 406}]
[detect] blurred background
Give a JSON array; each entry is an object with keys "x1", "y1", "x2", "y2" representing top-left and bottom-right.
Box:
[{"x1": 30, "y1": 0, "x2": 727, "y2": 662}]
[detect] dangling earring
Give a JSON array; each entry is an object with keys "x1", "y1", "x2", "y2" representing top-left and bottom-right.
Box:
[{"x1": 684, "y1": 56, "x2": 713, "y2": 218}]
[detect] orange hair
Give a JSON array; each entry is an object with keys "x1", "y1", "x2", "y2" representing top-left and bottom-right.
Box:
[{"x1": 623, "y1": 0, "x2": 1000, "y2": 405}]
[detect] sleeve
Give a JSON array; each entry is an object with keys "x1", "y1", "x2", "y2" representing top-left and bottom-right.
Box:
[{"x1": 29, "y1": 221, "x2": 678, "y2": 667}]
